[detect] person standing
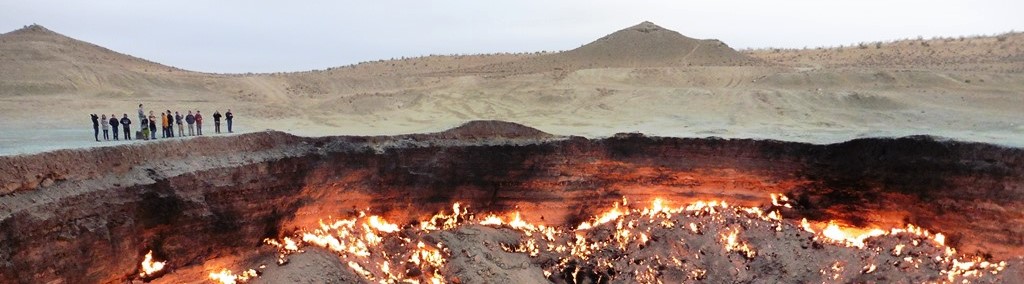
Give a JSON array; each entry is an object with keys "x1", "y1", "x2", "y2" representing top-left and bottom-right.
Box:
[
  {"x1": 160, "y1": 112, "x2": 168, "y2": 138},
  {"x1": 195, "y1": 110, "x2": 204, "y2": 135},
  {"x1": 109, "y1": 114, "x2": 120, "y2": 141},
  {"x1": 149, "y1": 111, "x2": 157, "y2": 140},
  {"x1": 101, "y1": 114, "x2": 110, "y2": 141},
  {"x1": 120, "y1": 114, "x2": 132, "y2": 140},
  {"x1": 137, "y1": 104, "x2": 145, "y2": 123},
  {"x1": 225, "y1": 109, "x2": 234, "y2": 133},
  {"x1": 167, "y1": 110, "x2": 175, "y2": 138},
  {"x1": 175, "y1": 111, "x2": 184, "y2": 137},
  {"x1": 213, "y1": 111, "x2": 222, "y2": 134},
  {"x1": 91, "y1": 114, "x2": 100, "y2": 142},
  {"x1": 185, "y1": 111, "x2": 196, "y2": 136},
  {"x1": 140, "y1": 116, "x2": 150, "y2": 141}
]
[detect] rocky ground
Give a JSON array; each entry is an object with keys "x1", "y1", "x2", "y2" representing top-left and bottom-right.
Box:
[{"x1": 235, "y1": 199, "x2": 1024, "y2": 283}]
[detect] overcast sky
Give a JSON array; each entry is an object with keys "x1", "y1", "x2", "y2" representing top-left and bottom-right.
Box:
[{"x1": 2, "y1": 0, "x2": 1021, "y2": 73}]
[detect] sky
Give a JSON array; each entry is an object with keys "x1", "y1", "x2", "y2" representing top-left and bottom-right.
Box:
[{"x1": 1, "y1": 0, "x2": 1021, "y2": 73}]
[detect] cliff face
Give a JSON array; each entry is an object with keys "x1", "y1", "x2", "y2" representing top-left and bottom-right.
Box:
[{"x1": 1, "y1": 128, "x2": 1022, "y2": 283}]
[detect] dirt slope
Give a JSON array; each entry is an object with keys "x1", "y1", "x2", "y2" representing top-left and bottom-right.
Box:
[
  {"x1": 747, "y1": 32, "x2": 1024, "y2": 72},
  {"x1": 0, "y1": 24, "x2": 216, "y2": 96}
]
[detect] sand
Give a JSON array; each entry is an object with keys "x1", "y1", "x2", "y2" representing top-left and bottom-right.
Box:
[{"x1": 0, "y1": 23, "x2": 1022, "y2": 156}]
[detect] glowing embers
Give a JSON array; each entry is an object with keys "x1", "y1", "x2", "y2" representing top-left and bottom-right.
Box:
[
  {"x1": 214, "y1": 194, "x2": 1011, "y2": 283},
  {"x1": 138, "y1": 250, "x2": 166, "y2": 278},
  {"x1": 721, "y1": 227, "x2": 757, "y2": 259},
  {"x1": 485, "y1": 196, "x2": 1009, "y2": 283},
  {"x1": 256, "y1": 208, "x2": 457, "y2": 284},
  {"x1": 496, "y1": 197, "x2": 780, "y2": 282},
  {"x1": 209, "y1": 268, "x2": 258, "y2": 284}
]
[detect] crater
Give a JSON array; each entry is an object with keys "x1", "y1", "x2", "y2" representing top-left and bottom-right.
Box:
[{"x1": 1, "y1": 121, "x2": 1022, "y2": 283}]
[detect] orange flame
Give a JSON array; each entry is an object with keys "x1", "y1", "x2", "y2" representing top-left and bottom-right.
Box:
[
  {"x1": 235, "y1": 194, "x2": 1007, "y2": 283},
  {"x1": 209, "y1": 268, "x2": 258, "y2": 284},
  {"x1": 138, "y1": 250, "x2": 166, "y2": 278}
]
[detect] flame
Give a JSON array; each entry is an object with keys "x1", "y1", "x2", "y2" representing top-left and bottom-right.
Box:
[
  {"x1": 210, "y1": 194, "x2": 1008, "y2": 283},
  {"x1": 138, "y1": 250, "x2": 166, "y2": 278},
  {"x1": 593, "y1": 203, "x2": 625, "y2": 226},
  {"x1": 209, "y1": 268, "x2": 258, "y2": 284},
  {"x1": 367, "y1": 215, "x2": 400, "y2": 233},
  {"x1": 818, "y1": 221, "x2": 886, "y2": 248},
  {"x1": 479, "y1": 214, "x2": 503, "y2": 225},
  {"x1": 721, "y1": 228, "x2": 757, "y2": 259},
  {"x1": 770, "y1": 193, "x2": 793, "y2": 208},
  {"x1": 420, "y1": 202, "x2": 467, "y2": 231}
]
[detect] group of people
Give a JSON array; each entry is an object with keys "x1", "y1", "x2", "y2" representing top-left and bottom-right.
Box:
[{"x1": 89, "y1": 104, "x2": 234, "y2": 142}]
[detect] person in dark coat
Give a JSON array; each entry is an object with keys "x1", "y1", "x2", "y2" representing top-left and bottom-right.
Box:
[
  {"x1": 185, "y1": 111, "x2": 196, "y2": 136},
  {"x1": 90, "y1": 114, "x2": 100, "y2": 142},
  {"x1": 140, "y1": 116, "x2": 150, "y2": 141},
  {"x1": 166, "y1": 110, "x2": 175, "y2": 138},
  {"x1": 213, "y1": 111, "x2": 222, "y2": 134},
  {"x1": 120, "y1": 114, "x2": 132, "y2": 140},
  {"x1": 225, "y1": 109, "x2": 234, "y2": 133},
  {"x1": 148, "y1": 111, "x2": 157, "y2": 140},
  {"x1": 109, "y1": 114, "x2": 120, "y2": 140}
]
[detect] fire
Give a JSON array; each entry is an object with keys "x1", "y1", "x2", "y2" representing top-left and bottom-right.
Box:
[
  {"x1": 209, "y1": 268, "x2": 258, "y2": 284},
  {"x1": 818, "y1": 221, "x2": 886, "y2": 248},
  {"x1": 138, "y1": 250, "x2": 166, "y2": 278},
  {"x1": 770, "y1": 193, "x2": 792, "y2": 208},
  {"x1": 592, "y1": 203, "x2": 624, "y2": 227},
  {"x1": 366, "y1": 215, "x2": 400, "y2": 233},
  {"x1": 721, "y1": 228, "x2": 757, "y2": 259},
  {"x1": 420, "y1": 202, "x2": 468, "y2": 231},
  {"x1": 202, "y1": 193, "x2": 1009, "y2": 283},
  {"x1": 479, "y1": 214, "x2": 503, "y2": 225}
]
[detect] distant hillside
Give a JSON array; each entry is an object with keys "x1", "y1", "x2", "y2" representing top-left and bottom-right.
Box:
[
  {"x1": 1, "y1": 22, "x2": 1021, "y2": 98},
  {"x1": 0, "y1": 24, "x2": 208, "y2": 96},
  {"x1": 746, "y1": 32, "x2": 1024, "y2": 72},
  {"x1": 460, "y1": 21, "x2": 763, "y2": 76},
  {"x1": 551, "y1": 21, "x2": 760, "y2": 67}
]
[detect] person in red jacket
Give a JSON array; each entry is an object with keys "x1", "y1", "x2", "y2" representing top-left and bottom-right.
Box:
[{"x1": 195, "y1": 110, "x2": 204, "y2": 135}]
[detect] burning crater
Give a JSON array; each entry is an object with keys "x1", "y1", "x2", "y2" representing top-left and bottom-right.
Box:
[{"x1": 1, "y1": 121, "x2": 1022, "y2": 283}]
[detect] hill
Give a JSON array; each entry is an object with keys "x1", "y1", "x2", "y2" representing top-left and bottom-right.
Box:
[
  {"x1": 0, "y1": 24, "x2": 208, "y2": 96},
  {"x1": 552, "y1": 21, "x2": 760, "y2": 67},
  {"x1": 460, "y1": 21, "x2": 763, "y2": 75}
]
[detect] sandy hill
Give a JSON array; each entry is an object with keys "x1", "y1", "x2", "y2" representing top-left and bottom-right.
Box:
[
  {"x1": 460, "y1": 21, "x2": 763, "y2": 76},
  {"x1": 0, "y1": 24, "x2": 210, "y2": 96},
  {"x1": 552, "y1": 21, "x2": 760, "y2": 67}
]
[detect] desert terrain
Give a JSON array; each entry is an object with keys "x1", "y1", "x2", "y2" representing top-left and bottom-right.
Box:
[
  {"x1": 2, "y1": 21, "x2": 1023, "y2": 283},
  {"x1": 1, "y1": 21, "x2": 1022, "y2": 155}
]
